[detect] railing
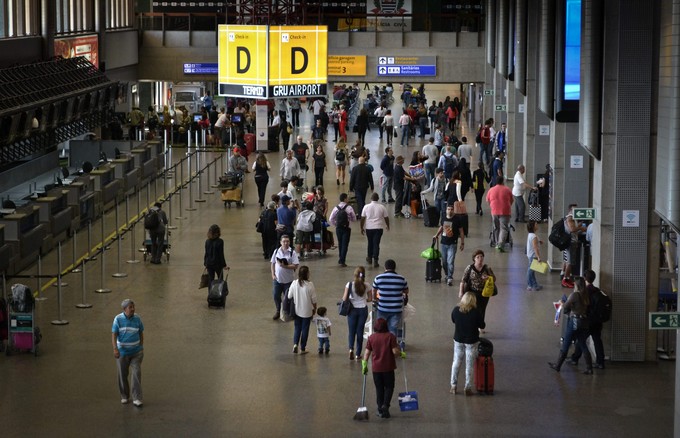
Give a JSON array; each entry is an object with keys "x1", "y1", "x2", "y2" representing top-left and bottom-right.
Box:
[{"x1": 137, "y1": 10, "x2": 484, "y2": 34}]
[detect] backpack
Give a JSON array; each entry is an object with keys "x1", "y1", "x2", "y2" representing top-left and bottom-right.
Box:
[
  {"x1": 443, "y1": 155, "x2": 456, "y2": 178},
  {"x1": 549, "y1": 218, "x2": 572, "y2": 251},
  {"x1": 478, "y1": 337, "x2": 493, "y2": 357},
  {"x1": 335, "y1": 204, "x2": 350, "y2": 228},
  {"x1": 144, "y1": 209, "x2": 160, "y2": 230},
  {"x1": 296, "y1": 210, "x2": 316, "y2": 232},
  {"x1": 335, "y1": 149, "x2": 346, "y2": 162},
  {"x1": 11, "y1": 284, "x2": 34, "y2": 313},
  {"x1": 589, "y1": 289, "x2": 612, "y2": 323},
  {"x1": 481, "y1": 126, "x2": 491, "y2": 145},
  {"x1": 147, "y1": 114, "x2": 159, "y2": 130}
]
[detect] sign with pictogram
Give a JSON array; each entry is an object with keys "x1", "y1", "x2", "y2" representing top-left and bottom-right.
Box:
[
  {"x1": 649, "y1": 312, "x2": 680, "y2": 330},
  {"x1": 218, "y1": 25, "x2": 269, "y2": 98},
  {"x1": 328, "y1": 55, "x2": 367, "y2": 76},
  {"x1": 573, "y1": 208, "x2": 596, "y2": 220}
]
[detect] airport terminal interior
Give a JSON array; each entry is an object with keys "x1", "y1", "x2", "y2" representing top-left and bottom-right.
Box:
[{"x1": 0, "y1": 1, "x2": 679, "y2": 437}]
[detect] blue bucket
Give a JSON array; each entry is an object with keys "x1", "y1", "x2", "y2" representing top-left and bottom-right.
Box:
[{"x1": 398, "y1": 391, "x2": 419, "y2": 411}]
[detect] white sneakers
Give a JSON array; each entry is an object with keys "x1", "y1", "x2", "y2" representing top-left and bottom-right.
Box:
[
  {"x1": 133, "y1": 400, "x2": 143, "y2": 407},
  {"x1": 121, "y1": 398, "x2": 129, "y2": 404}
]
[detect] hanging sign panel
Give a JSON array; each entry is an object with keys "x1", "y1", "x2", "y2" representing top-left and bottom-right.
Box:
[
  {"x1": 218, "y1": 25, "x2": 269, "y2": 98},
  {"x1": 268, "y1": 26, "x2": 328, "y2": 98},
  {"x1": 328, "y1": 55, "x2": 367, "y2": 76}
]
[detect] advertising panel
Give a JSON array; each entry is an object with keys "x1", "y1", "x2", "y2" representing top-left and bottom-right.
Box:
[
  {"x1": 268, "y1": 26, "x2": 328, "y2": 98},
  {"x1": 366, "y1": 0, "x2": 413, "y2": 32},
  {"x1": 218, "y1": 25, "x2": 268, "y2": 98},
  {"x1": 54, "y1": 35, "x2": 99, "y2": 68}
]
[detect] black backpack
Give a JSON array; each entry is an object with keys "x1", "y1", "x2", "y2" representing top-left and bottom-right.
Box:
[
  {"x1": 335, "y1": 204, "x2": 350, "y2": 228},
  {"x1": 478, "y1": 337, "x2": 493, "y2": 357},
  {"x1": 335, "y1": 149, "x2": 346, "y2": 162},
  {"x1": 549, "y1": 218, "x2": 572, "y2": 251},
  {"x1": 589, "y1": 289, "x2": 612, "y2": 323},
  {"x1": 144, "y1": 209, "x2": 160, "y2": 230},
  {"x1": 444, "y1": 155, "x2": 456, "y2": 178}
]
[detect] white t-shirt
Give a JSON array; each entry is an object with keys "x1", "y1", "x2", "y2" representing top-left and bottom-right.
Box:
[
  {"x1": 527, "y1": 232, "x2": 538, "y2": 259},
  {"x1": 512, "y1": 171, "x2": 526, "y2": 197},
  {"x1": 361, "y1": 201, "x2": 389, "y2": 230},
  {"x1": 422, "y1": 144, "x2": 439, "y2": 165},
  {"x1": 346, "y1": 281, "x2": 369, "y2": 308}
]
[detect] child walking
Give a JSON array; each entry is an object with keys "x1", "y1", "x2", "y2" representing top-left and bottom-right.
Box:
[
  {"x1": 314, "y1": 306, "x2": 332, "y2": 354},
  {"x1": 526, "y1": 221, "x2": 543, "y2": 291}
]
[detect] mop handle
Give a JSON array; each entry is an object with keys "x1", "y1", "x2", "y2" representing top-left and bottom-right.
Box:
[
  {"x1": 361, "y1": 373, "x2": 367, "y2": 405},
  {"x1": 402, "y1": 354, "x2": 408, "y2": 392}
]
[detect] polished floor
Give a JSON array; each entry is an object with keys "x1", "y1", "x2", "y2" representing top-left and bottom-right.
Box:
[{"x1": 0, "y1": 85, "x2": 674, "y2": 437}]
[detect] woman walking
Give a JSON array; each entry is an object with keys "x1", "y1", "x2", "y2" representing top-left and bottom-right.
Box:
[
  {"x1": 450, "y1": 292, "x2": 485, "y2": 395},
  {"x1": 362, "y1": 318, "x2": 404, "y2": 419},
  {"x1": 312, "y1": 144, "x2": 327, "y2": 187},
  {"x1": 204, "y1": 224, "x2": 228, "y2": 281},
  {"x1": 288, "y1": 266, "x2": 318, "y2": 354},
  {"x1": 472, "y1": 161, "x2": 489, "y2": 216},
  {"x1": 343, "y1": 266, "x2": 372, "y2": 360},
  {"x1": 459, "y1": 250, "x2": 496, "y2": 329},
  {"x1": 252, "y1": 152, "x2": 270, "y2": 208}
]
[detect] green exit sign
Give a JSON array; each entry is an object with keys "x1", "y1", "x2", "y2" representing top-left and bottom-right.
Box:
[
  {"x1": 484, "y1": 90, "x2": 494, "y2": 95},
  {"x1": 649, "y1": 312, "x2": 680, "y2": 330},
  {"x1": 573, "y1": 208, "x2": 596, "y2": 220},
  {"x1": 495, "y1": 104, "x2": 507, "y2": 111}
]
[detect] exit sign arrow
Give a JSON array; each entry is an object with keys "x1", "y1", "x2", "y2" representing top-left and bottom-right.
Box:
[
  {"x1": 573, "y1": 208, "x2": 596, "y2": 220},
  {"x1": 649, "y1": 312, "x2": 680, "y2": 329}
]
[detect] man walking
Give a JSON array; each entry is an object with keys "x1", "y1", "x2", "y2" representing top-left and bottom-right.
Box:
[
  {"x1": 422, "y1": 137, "x2": 439, "y2": 187},
  {"x1": 328, "y1": 193, "x2": 357, "y2": 267},
  {"x1": 393, "y1": 155, "x2": 417, "y2": 218},
  {"x1": 372, "y1": 259, "x2": 409, "y2": 336},
  {"x1": 270, "y1": 235, "x2": 300, "y2": 320},
  {"x1": 434, "y1": 205, "x2": 465, "y2": 286},
  {"x1": 112, "y1": 299, "x2": 145, "y2": 407},
  {"x1": 361, "y1": 193, "x2": 390, "y2": 268},
  {"x1": 349, "y1": 156, "x2": 374, "y2": 214},
  {"x1": 380, "y1": 147, "x2": 395, "y2": 203},
  {"x1": 146, "y1": 202, "x2": 168, "y2": 265},
  {"x1": 512, "y1": 164, "x2": 535, "y2": 222},
  {"x1": 486, "y1": 171, "x2": 513, "y2": 252}
]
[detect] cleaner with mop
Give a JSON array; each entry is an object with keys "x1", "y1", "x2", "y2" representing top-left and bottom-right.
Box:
[{"x1": 362, "y1": 318, "x2": 406, "y2": 419}]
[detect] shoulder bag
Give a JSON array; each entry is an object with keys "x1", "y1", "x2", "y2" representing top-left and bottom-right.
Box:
[
  {"x1": 199, "y1": 268, "x2": 210, "y2": 289},
  {"x1": 338, "y1": 283, "x2": 354, "y2": 316}
]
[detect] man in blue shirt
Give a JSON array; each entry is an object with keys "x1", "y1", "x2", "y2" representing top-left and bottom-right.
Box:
[
  {"x1": 112, "y1": 299, "x2": 144, "y2": 407},
  {"x1": 372, "y1": 259, "x2": 410, "y2": 336}
]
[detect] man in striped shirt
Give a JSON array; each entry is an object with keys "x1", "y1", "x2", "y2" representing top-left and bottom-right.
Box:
[
  {"x1": 112, "y1": 299, "x2": 145, "y2": 407},
  {"x1": 372, "y1": 259, "x2": 410, "y2": 337}
]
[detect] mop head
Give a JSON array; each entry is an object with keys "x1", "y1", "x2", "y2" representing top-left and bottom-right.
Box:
[{"x1": 353, "y1": 406, "x2": 369, "y2": 421}]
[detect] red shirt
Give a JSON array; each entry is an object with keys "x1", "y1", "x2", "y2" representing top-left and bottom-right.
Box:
[
  {"x1": 486, "y1": 184, "x2": 513, "y2": 216},
  {"x1": 366, "y1": 332, "x2": 398, "y2": 372}
]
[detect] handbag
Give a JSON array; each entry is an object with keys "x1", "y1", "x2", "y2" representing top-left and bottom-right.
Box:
[
  {"x1": 199, "y1": 269, "x2": 210, "y2": 289},
  {"x1": 482, "y1": 275, "x2": 495, "y2": 298},
  {"x1": 281, "y1": 289, "x2": 296, "y2": 322},
  {"x1": 530, "y1": 259, "x2": 549, "y2": 274},
  {"x1": 420, "y1": 238, "x2": 441, "y2": 260},
  {"x1": 255, "y1": 215, "x2": 264, "y2": 233},
  {"x1": 571, "y1": 315, "x2": 589, "y2": 331},
  {"x1": 453, "y1": 200, "x2": 467, "y2": 215},
  {"x1": 338, "y1": 283, "x2": 353, "y2": 316},
  {"x1": 393, "y1": 129, "x2": 398, "y2": 138}
]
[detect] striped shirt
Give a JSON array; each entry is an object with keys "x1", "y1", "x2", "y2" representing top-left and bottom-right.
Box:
[
  {"x1": 112, "y1": 313, "x2": 144, "y2": 357},
  {"x1": 373, "y1": 271, "x2": 408, "y2": 313}
]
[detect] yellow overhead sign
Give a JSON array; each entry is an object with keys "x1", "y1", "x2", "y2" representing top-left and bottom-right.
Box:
[
  {"x1": 218, "y1": 25, "x2": 268, "y2": 98},
  {"x1": 328, "y1": 55, "x2": 367, "y2": 76},
  {"x1": 268, "y1": 26, "x2": 328, "y2": 97}
]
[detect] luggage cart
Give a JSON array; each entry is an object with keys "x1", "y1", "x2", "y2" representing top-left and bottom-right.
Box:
[
  {"x1": 489, "y1": 222, "x2": 514, "y2": 249},
  {"x1": 6, "y1": 284, "x2": 39, "y2": 356},
  {"x1": 142, "y1": 229, "x2": 171, "y2": 262},
  {"x1": 218, "y1": 172, "x2": 245, "y2": 208}
]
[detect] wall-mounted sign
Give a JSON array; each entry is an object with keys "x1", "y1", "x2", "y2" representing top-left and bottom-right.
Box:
[
  {"x1": 54, "y1": 35, "x2": 99, "y2": 68},
  {"x1": 218, "y1": 25, "x2": 327, "y2": 99},
  {"x1": 328, "y1": 55, "x2": 367, "y2": 76},
  {"x1": 184, "y1": 63, "x2": 218, "y2": 75},
  {"x1": 218, "y1": 25, "x2": 269, "y2": 98},
  {"x1": 376, "y1": 56, "x2": 436, "y2": 77},
  {"x1": 366, "y1": 0, "x2": 413, "y2": 32},
  {"x1": 570, "y1": 155, "x2": 584, "y2": 169},
  {"x1": 622, "y1": 210, "x2": 640, "y2": 228}
]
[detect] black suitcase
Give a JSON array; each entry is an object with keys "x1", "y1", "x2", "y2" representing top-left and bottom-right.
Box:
[
  {"x1": 207, "y1": 278, "x2": 228, "y2": 308},
  {"x1": 424, "y1": 206, "x2": 439, "y2": 227},
  {"x1": 426, "y1": 258, "x2": 442, "y2": 282}
]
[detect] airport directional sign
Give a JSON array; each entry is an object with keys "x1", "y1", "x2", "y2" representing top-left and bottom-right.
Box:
[
  {"x1": 649, "y1": 312, "x2": 680, "y2": 330},
  {"x1": 376, "y1": 55, "x2": 436, "y2": 77},
  {"x1": 573, "y1": 208, "x2": 596, "y2": 220}
]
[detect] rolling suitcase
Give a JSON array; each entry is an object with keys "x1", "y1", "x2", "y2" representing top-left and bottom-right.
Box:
[
  {"x1": 207, "y1": 277, "x2": 228, "y2": 308},
  {"x1": 475, "y1": 356, "x2": 495, "y2": 395},
  {"x1": 426, "y1": 258, "x2": 442, "y2": 282},
  {"x1": 422, "y1": 194, "x2": 439, "y2": 227}
]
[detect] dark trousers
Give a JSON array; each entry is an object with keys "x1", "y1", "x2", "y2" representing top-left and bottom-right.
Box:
[
  {"x1": 149, "y1": 229, "x2": 165, "y2": 263},
  {"x1": 473, "y1": 291, "x2": 490, "y2": 324},
  {"x1": 262, "y1": 232, "x2": 277, "y2": 259},
  {"x1": 255, "y1": 176, "x2": 268, "y2": 206},
  {"x1": 571, "y1": 322, "x2": 604, "y2": 366},
  {"x1": 355, "y1": 188, "x2": 368, "y2": 214},
  {"x1": 372, "y1": 370, "x2": 396, "y2": 410},
  {"x1": 474, "y1": 189, "x2": 485, "y2": 214},
  {"x1": 206, "y1": 266, "x2": 223, "y2": 281},
  {"x1": 394, "y1": 185, "x2": 405, "y2": 215},
  {"x1": 336, "y1": 226, "x2": 351, "y2": 264},
  {"x1": 314, "y1": 167, "x2": 324, "y2": 187},
  {"x1": 366, "y1": 228, "x2": 384, "y2": 261},
  {"x1": 291, "y1": 109, "x2": 300, "y2": 127}
]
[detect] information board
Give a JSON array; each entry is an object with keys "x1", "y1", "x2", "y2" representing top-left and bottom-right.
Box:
[
  {"x1": 218, "y1": 25, "x2": 269, "y2": 98},
  {"x1": 376, "y1": 56, "x2": 436, "y2": 77},
  {"x1": 184, "y1": 63, "x2": 218, "y2": 75},
  {"x1": 328, "y1": 55, "x2": 367, "y2": 76}
]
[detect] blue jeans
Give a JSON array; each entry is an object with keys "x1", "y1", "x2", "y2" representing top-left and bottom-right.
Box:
[
  {"x1": 318, "y1": 337, "x2": 330, "y2": 352},
  {"x1": 347, "y1": 306, "x2": 369, "y2": 355},
  {"x1": 377, "y1": 310, "x2": 402, "y2": 337},
  {"x1": 355, "y1": 188, "x2": 368, "y2": 214},
  {"x1": 272, "y1": 280, "x2": 291, "y2": 313},
  {"x1": 419, "y1": 118, "x2": 428, "y2": 138},
  {"x1": 365, "y1": 228, "x2": 384, "y2": 261},
  {"x1": 381, "y1": 175, "x2": 394, "y2": 201},
  {"x1": 400, "y1": 126, "x2": 409, "y2": 146},
  {"x1": 435, "y1": 198, "x2": 446, "y2": 218},
  {"x1": 293, "y1": 316, "x2": 312, "y2": 350},
  {"x1": 440, "y1": 241, "x2": 458, "y2": 281},
  {"x1": 527, "y1": 256, "x2": 539, "y2": 288},
  {"x1": 336, "y1": 226, "x2": 351, "y2": 264},
  {"x1": 424, "y1": 162, "x2": 436, "y2": 187},
  {"x1": 561, "y1": 316, "x2": 592, "y2": 368}
]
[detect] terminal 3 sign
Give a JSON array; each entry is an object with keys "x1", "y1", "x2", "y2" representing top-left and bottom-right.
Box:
[{"x1": 218, "y1": 25, "x2": 328, "y2": 99}]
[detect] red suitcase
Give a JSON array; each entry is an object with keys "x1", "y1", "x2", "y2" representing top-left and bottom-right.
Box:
[
  {"x1": 475, "y1": 356, "x2": 495, "y2": 395},
  {"x1": 244, "y1": 133, "x2": 256, "y2": 155}
]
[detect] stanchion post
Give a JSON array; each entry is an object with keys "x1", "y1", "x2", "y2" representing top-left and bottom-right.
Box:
[
  {"x1": 34, "y1": 254, "x2": 47, "y2": 301},
  {"x1": 127, "y1": 220, "x2": 140, "y2": 264},
  {"x1": 51, "y1": 242, "x2": 69, "y2": 325},
  {"x1": 87, "y1": 220, "x2": 97, "y2": 261},
  {"x1": 176, "y1": 162, "x2": 187, "y2": 220},
  {"x1": 195, "y1": 151, "x2": 206, "y2": 203},
  {"x1": 112, "y1": 200, "x2": 127, "y2": 278},
  {"x1": 76, "y1": 257, "x2": 92, "y2": 308},
  {"x1": 95, "y1": 213, "x2": 111, "y2": 293},
  {"x1": 71, "y1": 228, "x2": 81, "y2": 273},
  {"x1": 204, "y1": 155, "x2": 215, "y2": 194}
]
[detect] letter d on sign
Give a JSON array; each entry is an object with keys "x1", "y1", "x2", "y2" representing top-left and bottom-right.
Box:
[
  {"x1": 291, "y1": 47, "x2": 308, "y2": 75},
  {"x1": 237, "y1": 47, "x2": 251, "y2": 74}
]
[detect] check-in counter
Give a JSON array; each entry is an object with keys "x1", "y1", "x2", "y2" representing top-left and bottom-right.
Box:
[
  {"x1": 90, "y1": 164, "x2": 122, "y2": 210},
  {"x1": 132, "y1": 145, "x2": 157, "y2": 184},
  {"x1": 112, "y1": 156, "x2": 139, "y2": 194},
  {"x1": 65, "y1": 177, "x2": 95, "y2": 229},
  {"x1": 0, "y1": 224, "x2": 15, "y2": 274},
  {"x1": 35, "y1": 191, "x2": 73, "y2": 247},
  {"x1": 0, "y1": 205, "x2": 48, "y2": 274},
  {"x1": 148, "y1": 140, "x2": 165, "y2": 172}
]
